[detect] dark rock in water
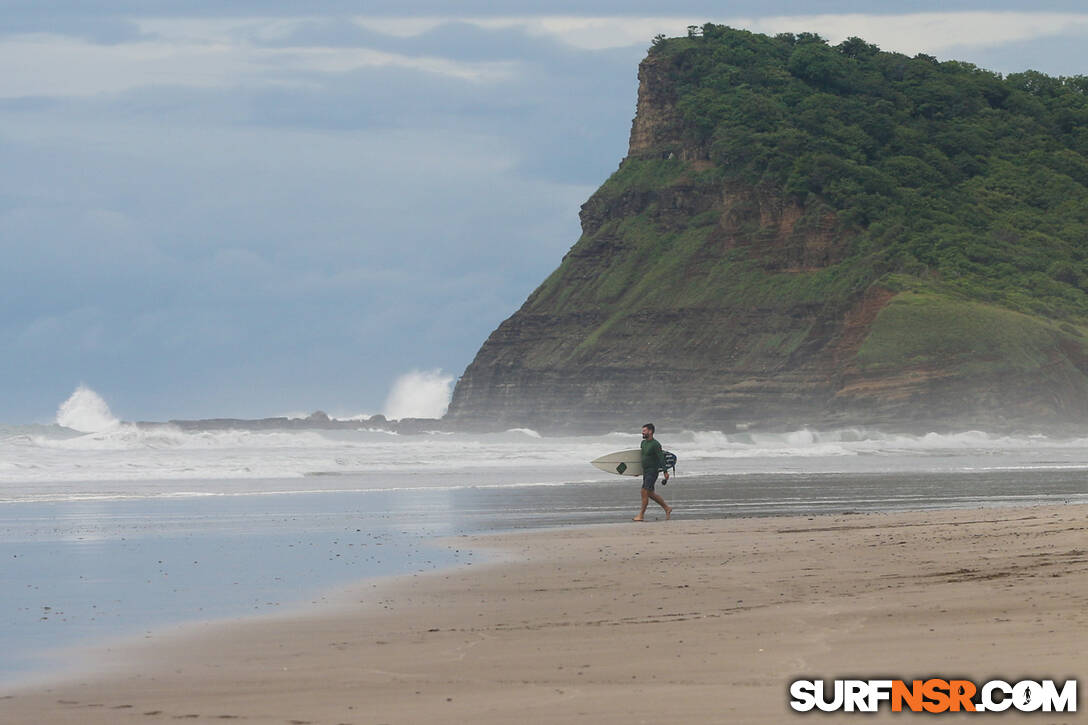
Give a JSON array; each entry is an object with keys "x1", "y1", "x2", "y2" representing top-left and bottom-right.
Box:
[
  {"x1": 445, "y1": 27, "x2": 1088, "y2": 434},
  {"x1": 148, "y1": 414, "x2": 450, "y2": 435}
]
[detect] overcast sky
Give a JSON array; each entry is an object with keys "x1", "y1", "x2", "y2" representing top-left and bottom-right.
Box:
[{"x1": 3, "y1": 1, "x2": 1088, "y2": 423}]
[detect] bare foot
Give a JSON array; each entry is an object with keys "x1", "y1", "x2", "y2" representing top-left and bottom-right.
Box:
[
  {"x1": 632, "y1": 516, "x2": 644, "y2": 522},
  {"x1": 665, "y1": 506, "x2": 672, "y2": 520}
]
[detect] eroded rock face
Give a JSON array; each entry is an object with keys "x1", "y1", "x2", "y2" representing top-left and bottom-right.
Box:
[
  {"x1": 628, "y1": 54, "x2": 688, "y2": 159},
  {"x1": 445, "y1": 51, "x2": 1088, "y2": 433},
  {"x1": 446, "y1": 289, "x2": 886, "y2": 433}
]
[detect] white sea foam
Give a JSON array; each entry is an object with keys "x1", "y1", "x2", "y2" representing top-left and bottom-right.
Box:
[
  {"x1": 2, "y1": 421, "x2": 1086, "y2": 503},
  {"x1": 55, "y1": 385, "x2": 119, "y2": 433},
  {"x1": 681, "y1": 428, "x2": 1088, "y2": 459},
  {"x1": 383, "y1": 369, "x2": 453, "y2": 420},
  {"x1": 336, "y1": 412, "x2": 377, "y2": 422},
  {"x1": 506, "y1": 428, "x2": 543, "y2": 438}
]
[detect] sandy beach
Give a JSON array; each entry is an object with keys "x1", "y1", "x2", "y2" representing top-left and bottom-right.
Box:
[{"x1": 3, "y1": 503, "x2": 1086, "y2": 724}]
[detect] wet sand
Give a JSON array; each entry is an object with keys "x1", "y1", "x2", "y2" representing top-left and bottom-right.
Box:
[{"x1": 4, "y1": 504, "x2": 1086, "y2": 724}]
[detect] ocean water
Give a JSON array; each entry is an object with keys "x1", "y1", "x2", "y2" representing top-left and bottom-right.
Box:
[{"x1": 1, "y1": 419, "x2": 1087, "y2": 686}]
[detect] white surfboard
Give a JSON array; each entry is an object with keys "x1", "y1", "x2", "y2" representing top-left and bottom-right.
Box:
[{"x1": 591, "y1": 449, "x2": 644, "y2": 476}]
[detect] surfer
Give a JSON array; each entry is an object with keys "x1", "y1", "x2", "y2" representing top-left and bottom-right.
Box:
[{"x1": 634, "y1": 423, "x2": 672, "y2": 522}]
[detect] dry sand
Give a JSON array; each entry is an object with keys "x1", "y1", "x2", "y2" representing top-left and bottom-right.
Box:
[{"x1": 3, "y1": 504, "x2": 1086, "y2": 724}]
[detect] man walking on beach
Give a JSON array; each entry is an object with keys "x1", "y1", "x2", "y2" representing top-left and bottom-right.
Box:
[{"x1": 634, "y1": 423, "x2": 671, "y2": 521}]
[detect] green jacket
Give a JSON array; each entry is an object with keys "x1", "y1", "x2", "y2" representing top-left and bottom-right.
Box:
[{"x1": 640, "y1": 438, "x2": 666, "y2": 472}]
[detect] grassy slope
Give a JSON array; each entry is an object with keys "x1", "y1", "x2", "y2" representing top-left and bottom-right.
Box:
[{"x1": 857, "y1": 289, "x2": 1088, "y2": 379}]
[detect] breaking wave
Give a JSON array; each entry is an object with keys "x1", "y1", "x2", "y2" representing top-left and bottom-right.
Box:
[
  {"x1": 680, "y1": 428, "x2": 1088, "y2": 459},
  {"x1": 383, "y1": 370, "x2": 453, "y2": 420},
  {"x1": 56, "y1": 385, "x2": 119, "y2": 433}
]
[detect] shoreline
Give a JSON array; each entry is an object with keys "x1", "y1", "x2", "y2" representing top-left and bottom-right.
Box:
[{"x1": 4, "y1": 503, "x2": 1086, "y2": 723}]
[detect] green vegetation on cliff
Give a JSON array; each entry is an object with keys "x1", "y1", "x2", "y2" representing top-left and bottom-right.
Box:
[{"x1": 655, "y1": 26, "x2": 1088, "y2": 318}]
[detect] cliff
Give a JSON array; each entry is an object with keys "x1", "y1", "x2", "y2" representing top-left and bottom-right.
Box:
[{"x1": 446, "y1": 27, "x2": 1088, "y2": 433}]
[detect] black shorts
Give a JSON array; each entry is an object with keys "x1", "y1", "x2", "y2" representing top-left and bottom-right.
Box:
[{"x1": 642, "y1": 469, "x2": 658, "y2": 491}]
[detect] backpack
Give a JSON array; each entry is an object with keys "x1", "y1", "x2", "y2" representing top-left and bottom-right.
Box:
[{"x1": 661, "y1": 451, "x2": 677, "y2": 482}]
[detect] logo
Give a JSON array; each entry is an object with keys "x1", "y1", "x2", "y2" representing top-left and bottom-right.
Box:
[{"x1": 789, "y1": 679, "x2": 1077, "y2": 713}]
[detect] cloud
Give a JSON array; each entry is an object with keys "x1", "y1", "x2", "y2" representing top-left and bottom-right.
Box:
[
  {"x1": 0, "y1": 1, "x2": 1000, "y2": 25},
  {"x1": 0, "y1": 17, "x2": 640, "y2": 184},
  {"x1": 353, "y1": 15, "x2": 698, "y2": 50},
  {"x1": 0, "y1": 30, "x2": 514, "y2": 98},
  {"x1": 733, "y1": 11, "x2": 1088, "y2": 57},
  {"x1": 0, "y1": 14, "x2": 145, "y2": 44},
  {"x1": 353, "y1": 11, "x2": 1088, "y2": 54},
  {"x1": 940, "y1": 30, "x2": 1088, "y2": 75}
]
